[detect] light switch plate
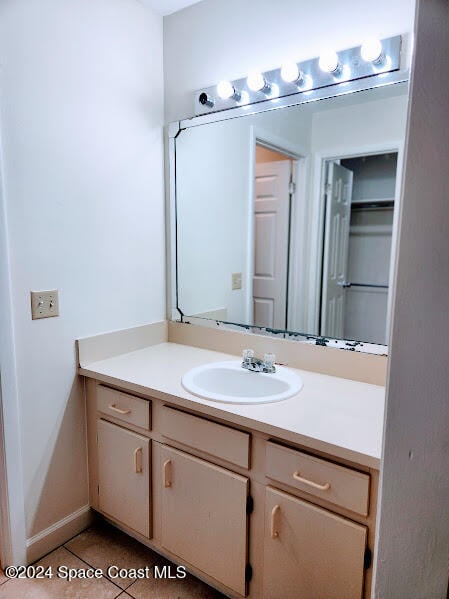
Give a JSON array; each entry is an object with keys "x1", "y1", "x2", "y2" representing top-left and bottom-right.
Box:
[
  {"x1": 30, "y1": 290, "x2": 59, "y2": 320},
  {"x1": 232, "y1": 273, "x2": 242, "y2": 290}
]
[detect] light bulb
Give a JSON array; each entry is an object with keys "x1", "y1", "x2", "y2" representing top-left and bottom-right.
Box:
[
  {"x1": 247, "y1": 72, "x2": 270, "y2": 93},
  {"x1": 361, "y1": 38, "x2": 383, "y2": 63},
  {"x1": 280, "y1": 62, "x2": 301, "y2": 83},
  {"x1": 217, "y1": 80, "x2": 235, "y2": 99},
  {"x1": 318, "y1": 51, "x2": 340, "y2": 74}
]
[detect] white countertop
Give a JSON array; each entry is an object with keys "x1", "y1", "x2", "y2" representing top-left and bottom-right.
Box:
[{"x1": 79, "y1": 342, "x2": 385, "y2": 469}]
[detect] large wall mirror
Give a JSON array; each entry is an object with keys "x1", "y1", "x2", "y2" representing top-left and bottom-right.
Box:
[{"x1": 172, "y1": 79, "x2": 409, "y2": 351}]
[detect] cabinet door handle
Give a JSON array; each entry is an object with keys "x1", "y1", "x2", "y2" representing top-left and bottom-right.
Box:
[
  {"x1": 109, "y1": 404, "x2": 131, "y2": 415},
  {"x1": 163, "y1": 459, "x2": 172, "y2": 488},
  {"x1": 134, "y1": 448, "x2": 143, "y2": 473},
  {"x1": 271, "y1": 504, "x2": 280, "y2": 539},
  {"x1": 293, "y1": 471, "x2": 331, "y2": 491}
]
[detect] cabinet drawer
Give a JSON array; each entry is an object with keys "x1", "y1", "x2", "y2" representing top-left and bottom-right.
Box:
[
  {"x1": 160, "y1": 406, "x2": 250, "y2": 469},
  {"x1": 266, "y1": 442, "x2": 370, "y2": 516},
  {"x1": 97, "y1": 386, "x2": 150, "y2": 430}
]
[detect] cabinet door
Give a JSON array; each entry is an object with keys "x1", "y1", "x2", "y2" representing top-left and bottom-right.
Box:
[
  {"x1": 97, "y1": 419, "x2": 150, "y2": 537},
  {"x1": 264, "y1": 487, "x2": 367, "y2": 599},
  {"x1": 159, "y1": 445, "x2": 249, "y2": 596}
]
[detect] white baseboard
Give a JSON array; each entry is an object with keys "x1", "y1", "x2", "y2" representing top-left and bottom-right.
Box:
[{"x1": 26, "y1": 504, "x2": 93, "y2": 564}]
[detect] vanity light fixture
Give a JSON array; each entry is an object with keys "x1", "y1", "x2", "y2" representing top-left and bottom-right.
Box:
[
  {"x1": 247, "y1": 72, "x2": 272, "y2": 94},
  {"x1": 194, "y1": 34, "x2": 402, "y2": 115},
  {"x1": 280, "y1": 62, "x2": 304, "y2": 85},
  {"x1": 198, "y1": 92, "x2": 215, "y2": 108},
  {"x1": 361, "y1": 38, "x2": 384, "y2": 64},
  {"x1": 217, "y1": 80, "x2": 242, "y2": 101},
  {"x1": 318, "y1": 50, "x2": 340, "y2": 74},
  {"x1": 299, "y1": 73, "x2": 314, "y2": 91}
]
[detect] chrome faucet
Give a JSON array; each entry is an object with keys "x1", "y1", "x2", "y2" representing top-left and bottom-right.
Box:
[{"x1": 241, "y1": 349, "x2": 276, "y2": 373}]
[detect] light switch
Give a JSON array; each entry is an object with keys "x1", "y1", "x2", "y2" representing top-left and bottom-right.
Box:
[
  {"x1": 30, "y1": 290, "x2": 59, "y2": 320},
  {"x1": 232, "y1": 273, "x2": 242, "y2": 290}
]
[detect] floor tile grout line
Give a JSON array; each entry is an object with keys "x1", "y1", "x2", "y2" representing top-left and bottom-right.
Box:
[
  {"x1": 123, "y1": 579, "x2": 137, "y2": 594},
  {"x1": 29, "y1": 537, "x2": 81, "y2": 566},
  {"x1": 3, "y1": 524, "x2": 226, "y2": 598},
  {"x1": 0, "y1": 576, "x2": 128, "y2": 599},
  {"x1": 59, "y1": 516, "x2": 100, "y2": 547},
  {"x1": 0, "y1": 554, "x2": 129, "y2": 599},
  {"x1": 0, "y1": 579, "x2": 12, "y2": 590},
  {"x1": 63, "y1": 523, "x2": 159, "y2": 592},
  {"x1": 28, "y1": 520, "x2": 99, "y2": 566},
  {"x1": 62, "y1": 545, "x2": 127, "y2": 594}
]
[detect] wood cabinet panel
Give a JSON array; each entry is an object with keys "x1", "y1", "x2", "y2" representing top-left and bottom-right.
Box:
[
  {"x1": 97, "y1": 419, "x2": 150, "y2": 537},
  {"x1": 263, "y1": 486, "x2": 367, "y2": 599},
  {"x1": 159, "y1": 444, "x2": 249, "y2": 596},
  {"x1": 87, "y1": 379, "x2": 376, "y2": 599},
  {"x1": 160, "y1": 405, "x2": 250, "y2": 468},
  {"x1": 97, "y1": 385, "x2": 150, "y2": 430},
  {"x1": 266, "y1": 442, "x2": 370, "y2": 515}
]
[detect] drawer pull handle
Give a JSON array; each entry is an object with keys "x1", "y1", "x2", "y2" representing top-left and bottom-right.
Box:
[
  {"x1": 293, "y1": 471, "x2": 331, "y2": 491},
  {"x1": 108, "y1": 404, "x2": 131, "y2": 415},
  {"x1": 163, "y1": 459, "x2": 172, "y2": 488},
  {"x1": 134, "y1": 447, "x2": 143, "y2": 473},
  {"x1": 271, "y1": 504, "x2": 280, "y2": 539}
]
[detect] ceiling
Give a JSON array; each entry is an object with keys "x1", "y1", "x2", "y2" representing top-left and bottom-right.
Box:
[{"x1": 141, "y1": 0, "x2": 203, "y2": 16}]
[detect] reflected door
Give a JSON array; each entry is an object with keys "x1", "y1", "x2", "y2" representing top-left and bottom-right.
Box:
[
  {"x1": 253, "y1": 160, "x2": 291, "y2": 329},
  {"x1": 321, "y1": 163, "x2": 353, "y2": 338}
]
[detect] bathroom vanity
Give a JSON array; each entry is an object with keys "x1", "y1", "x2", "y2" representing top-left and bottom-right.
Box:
[
  {"x1": 89, "y1": 44, "x2": 404, "y2": 598},
  {"x1": 79, "y1": 324, "x2": 384, "y2": 599}
]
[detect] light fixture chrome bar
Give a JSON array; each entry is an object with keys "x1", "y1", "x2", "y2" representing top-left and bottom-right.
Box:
[
  {"x1": 194, "y1": 35, "x2": 402, "y2": 116},
  {"x1": 184, "y1": 69, "x2": 408, "y2": 129}
]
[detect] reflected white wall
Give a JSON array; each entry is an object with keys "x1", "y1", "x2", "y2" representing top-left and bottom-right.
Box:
[{"x1": 176, "y1": 105, "x2": 312, "y2": 322}]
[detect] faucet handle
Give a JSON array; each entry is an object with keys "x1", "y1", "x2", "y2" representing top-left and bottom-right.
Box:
[
  {"x1": 242, "y1": 349, "x2": 254, "y2": 361},
  {"x1": 263, "y1": 353, "x2": 276, "y2": 368}
]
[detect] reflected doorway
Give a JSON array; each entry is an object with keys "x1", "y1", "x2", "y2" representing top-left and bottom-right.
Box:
[{"x1": 321, "y1": 152, "x2": 399, "y2": 344}]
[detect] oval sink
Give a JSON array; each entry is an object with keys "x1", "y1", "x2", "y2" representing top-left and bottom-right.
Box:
[{"x1": 181, "y1": 361, "x2": 303, "y2": 404}]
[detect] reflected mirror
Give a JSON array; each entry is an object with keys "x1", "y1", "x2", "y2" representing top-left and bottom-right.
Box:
[{"x1": 174, "y1": 82, "x2": 409, "y2": 347}]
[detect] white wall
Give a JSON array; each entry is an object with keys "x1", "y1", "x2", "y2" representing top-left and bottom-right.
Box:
[
  {"x1": 374, "y1": 0, "x2": 449, "y2": 595},
  {"x1": 0, "y1": 0, "x2": 164, "y2": 547},
  {"x1": 0, "y1": 130, "x2": 27, "y2": 564},
  {"x1": 164, "y1": 0, "x2": 415, "y2": 123}
]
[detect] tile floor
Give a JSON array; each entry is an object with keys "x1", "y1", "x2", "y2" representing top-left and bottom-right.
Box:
[{"x1": 0, "y1": 519, "x2": 227, "y2": 598}]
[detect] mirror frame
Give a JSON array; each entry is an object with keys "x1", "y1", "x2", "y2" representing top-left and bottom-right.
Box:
[{"x1": 167, "y1": 69, "x2": 409, "y2": 355}]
